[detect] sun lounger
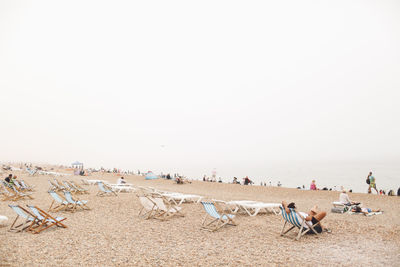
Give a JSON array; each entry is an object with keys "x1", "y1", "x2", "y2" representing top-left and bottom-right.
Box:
[
  {"x1": 109, "y1": 184, "x2": 135, "y2": 193},
  {"x1": 64, "y1": 191, "x2": 90, "y2": 211},
  {"x1": 96, "y1": 182, "x2": 118, "y2": 196},
  {"x1": 236, "y1": 202, "x2": 281, "y2": 216},
  {"x1": 279, "y1": 206, "x2": 320, "y2": 240},
  {"x1": 200, "y1": 201, "x2": 236, "y2": 232},
  {"x1": 160, "y1": 192, "x2": 203, "y2": 205},
  {"x1": 26, "y1": 205, "x2": 67, "y2": 234},
  {"x1": 8, "y1": 205, "x2": 38, "y2": 232}
]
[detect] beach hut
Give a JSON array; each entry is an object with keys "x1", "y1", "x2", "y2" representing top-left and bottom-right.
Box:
[
  {"x1": 72, "y1": 161, "x2": 84, "y2": 169},
  {"x1": 145, "y1": 171, "x2": 159, "y2": 180}
]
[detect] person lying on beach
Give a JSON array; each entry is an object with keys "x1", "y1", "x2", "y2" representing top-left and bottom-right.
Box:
[
  {"x1": 339, "y1": 190, "x2": 360, "y2": 206},
  {"x1": 282, "y1": 201, "x2": 330, "y2": 233},
  {"x1": 351, "y1": 206, "x2": 381, "y2": 215}
]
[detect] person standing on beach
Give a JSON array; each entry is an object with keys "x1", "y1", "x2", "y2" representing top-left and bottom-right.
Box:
[
  {"x1": 367, "y1": 172, "x2": 378, "y2": 194},
  {"x1": 310, "y1": 180, "x2": 317, "y2": 190}
]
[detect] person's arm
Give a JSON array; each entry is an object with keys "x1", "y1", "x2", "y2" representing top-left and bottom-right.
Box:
[{"x1": 282, "y1": 201, "x2": 290, "y2": 214}]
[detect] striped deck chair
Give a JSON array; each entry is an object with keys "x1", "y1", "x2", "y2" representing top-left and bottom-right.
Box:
[
  {"x1": 64, "y1": 191, "x2": 90, "y2": 211},
  {"x1": 200, "y1": 201, "x2": 236, "y2": 232},
  {"x1": 8, "y1": 205, "x2": 39, "y2": 232},
  {"x1": 279, "y1": 206, "x2": 320, "y2": 240},
  {"x1": 96, "y1": 182, "x2": 117, "y2": 196},
  {"x1": 27, "y1": 205, "x2": 67, "y2": 234}
]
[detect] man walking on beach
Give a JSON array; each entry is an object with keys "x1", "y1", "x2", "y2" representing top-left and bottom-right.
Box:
[{"x1": 367, "y1": 172, "x2": 378, "y2": 194}]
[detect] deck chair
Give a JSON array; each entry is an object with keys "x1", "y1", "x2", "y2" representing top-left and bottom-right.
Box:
[
  {"x1": 138, "y1": 196, "x2": 158, "y2": 219},
  {"x1": 81, "y1": 179, "x2": 90, "y2": 185},
  {"x1": 62, "y1": 181, "x2": 77, "y2": 193},
  {"x1": 48, "y1": 191, "x2": 70, "y2": 212},
  {"x1": 200, "y1": 201, "x2": 236, "y2": 232},
  {"x1": 8, "y1": 205, "x2": 39, "y2": 232},
  {"x1": 53, "y1": 178, "x2": 66, "y2": 191},
  {"x1": 68, "y1": 181, "x2": 89, "y2": 194},
  {"x1": 96, "y1": 182, "x2": 117, "y2": 196},
  {"x1": 11, "y1": 185, "x2": 34, "y2": 200},
  {"x1": 19, "y1": 180, "x2": 35, "y2": 191},
  {"x1": 151, "y1": 196, "x2": 184, "y2": 220},
  {"x1": 279, "y1": 206, "x2": 320, "y2": 240},
  {"x1": 64, "y1": 191, "x2": 90, "y2": 211},
  {"x1": 1, "y1": 183, "x2": 16, "y2": 201},
  {"x1": 48, "y1": 180, "x2": 63, "y2": 192},
  {"x1": 27, "y1": 205, "x2": 67, "y2": 234}
]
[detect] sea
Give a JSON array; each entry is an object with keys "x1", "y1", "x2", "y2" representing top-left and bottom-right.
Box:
[{"x1": 183, "y1": 160, "x2": 400, "y2": 194}]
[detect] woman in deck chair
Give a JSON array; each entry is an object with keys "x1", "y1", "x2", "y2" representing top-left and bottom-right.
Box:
[{"x1": 282, "y1": 201, "x2": 329, "y2": 234}]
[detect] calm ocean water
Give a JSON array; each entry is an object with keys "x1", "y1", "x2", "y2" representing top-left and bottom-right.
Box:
[{"x1": 186, "y1": 160, "x2": 400, "y2": 193}]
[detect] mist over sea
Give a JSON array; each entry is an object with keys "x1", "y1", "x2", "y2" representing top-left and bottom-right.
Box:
[{"x1": 182, "y1": 160, "x2": 400, "y2": 193}]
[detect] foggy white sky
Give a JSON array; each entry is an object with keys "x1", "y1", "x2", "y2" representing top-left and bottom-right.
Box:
[{"x1": 1, "y1": 1, "x2": 400, "y2": 177}]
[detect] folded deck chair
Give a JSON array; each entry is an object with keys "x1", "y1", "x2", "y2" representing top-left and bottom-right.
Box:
[
  {"x1": 151, "y1": 196, "x2": 184, "y2": 220},
  {"x1": 8, "y1": 205, "x2": 39, "y2": 232},
  {"x1": 27, "y1": 205, "x2": 67, "y2": 234},
  {"x1": 200, "y1": 201, "x2": 236, "y2": 232},
  {"x1": 53, "y1": 178, "x2": 66, "y2": 191},
  {"x1": 48, "y1": 191, "x2": 70, "y2": 212},
  {"x1": 138, "y1": 196, "x2": 158, "y2": 219},
  {"x1": 279, "y1": 206, "x2": 320, "y2": 240},
  {"x1": 96, "y1": 182, "x2": 117, "y2": 196},
  {"x1": 64, "y1": 191, "x2": 90, "y2": 211}
]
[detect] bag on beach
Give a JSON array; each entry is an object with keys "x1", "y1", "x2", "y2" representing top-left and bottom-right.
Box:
[
  {"x1": 366, "y1": 178, "x2": 370, "y2": 184},
  {"x1": 331, "y1": 207, "x2": 345, "y2": 214}
]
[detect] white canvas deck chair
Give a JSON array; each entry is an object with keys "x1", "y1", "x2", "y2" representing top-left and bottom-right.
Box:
[
  {"x1": 27, "y1": 205, "x2": 67, "y2": 234},
  {"x1": 152, "y1": 196, "x2": 184, "y2": 220},
  {"x1": 200, "y1": 201, "x2": 236, "y2": 232},
  {"x1": 138, "y1": 196, "x2": 158, "y2": 219},
  {"x1": 64, "y1": 191, "x2": 90, "y2": 211},
  {"x1": 8, "y1": 205, "x2": 39, "y2": 232},
  {"x1": 48, "y1": 191, "x2": 70, "y2": 212},
  {"x1": 96, "y1": 182, "x2": 117, "y2": 196},
  {"x1": 279, "y1": 206, "x2": 320, "y2": 240}
]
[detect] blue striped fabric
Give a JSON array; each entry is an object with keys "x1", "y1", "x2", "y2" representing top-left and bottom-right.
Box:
[
  {"x1": 201, "y1": 202, "x2": 221, "y2": 219},
  {"x1": 279, "y1": 206, "x2": 302, "y2": 228},
  {"x1": 49, "y1": 191, "x2": 68, "y2": 204}
]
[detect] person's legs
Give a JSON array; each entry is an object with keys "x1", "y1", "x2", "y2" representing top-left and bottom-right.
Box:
[{"x1": 313, "y1": 211, "x2": 326, "y2": 222}]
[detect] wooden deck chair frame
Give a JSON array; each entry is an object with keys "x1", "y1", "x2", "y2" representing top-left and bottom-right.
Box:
[
  {"x1": 200, "y1": 201, "x2": 236, "y2": 232},
  {"x1": 279, "y1": 206, "x2": 320, "y2": 241},
  {"x1": 63, "y1": 191, "x2": 90, "y2": 211},
  {"x1": 48, "y1": 191, "x2": 71, "y2": 212},
  {"x1": 151, "y1": 196, "x2": 184, "y2": 221},
  {"x1": 138, "y1": 195, "x2": 159, "y2": 219},
  {"x1": 8, "y1": 205, "x2": 39, "y2": 233},
  {"x1": 96, "y1": 182, "x2": 117, "y2": 197},
  {"x1": 68, "y1": 180, "x2": 89, "y2": 194},
  {"x1": 27, "y1": 205, "x2": 67, "y2": 234}
]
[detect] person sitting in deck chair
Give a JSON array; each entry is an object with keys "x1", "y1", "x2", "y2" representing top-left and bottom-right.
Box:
[
  {"x1": 117, "y1": 177, "x2": 126, "y2": 184},
  {"x1": 282, "y1": 201, "x2": 330, "y2": 234},
  {"x1": 339, "y1": 189, "x2": 360, "y2": 206}
]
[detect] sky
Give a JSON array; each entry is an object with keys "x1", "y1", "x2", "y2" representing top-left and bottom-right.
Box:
[{"x1": 1, "y1": 1, "x2": 400, "y2": 180}]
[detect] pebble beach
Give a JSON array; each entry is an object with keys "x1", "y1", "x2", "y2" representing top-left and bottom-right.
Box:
[{"x1": 1, "y1": 168, "x2": 399, "y2": 266}]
